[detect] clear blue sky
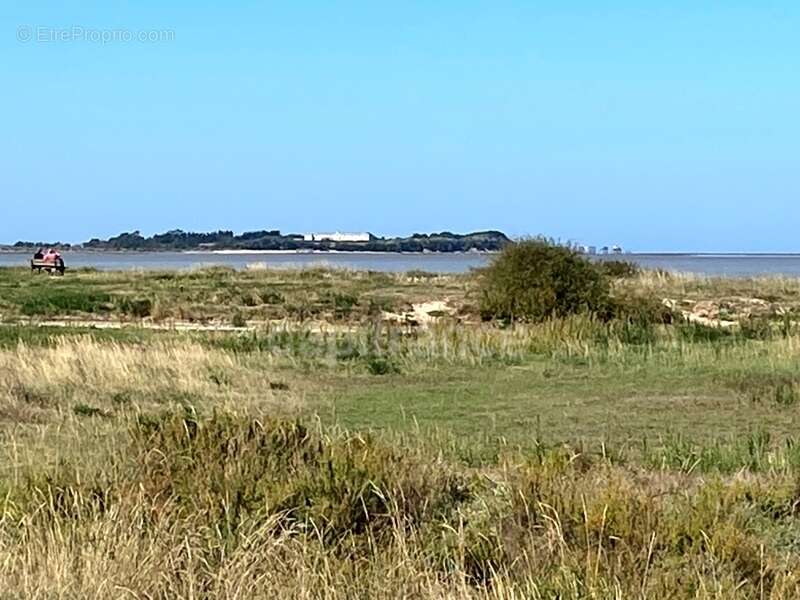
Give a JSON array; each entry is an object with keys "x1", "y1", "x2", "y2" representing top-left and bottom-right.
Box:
[{"x1": 2, "y1": 2, "x2": 798, "y2": 251}]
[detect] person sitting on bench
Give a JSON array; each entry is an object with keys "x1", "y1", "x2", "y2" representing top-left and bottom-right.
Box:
[
  {"x1": 33, "y1": 248, "x2": 44, "y2": 260},
  {"x1": 43, "y1": 248, "x2": 61, "y2": 263}
]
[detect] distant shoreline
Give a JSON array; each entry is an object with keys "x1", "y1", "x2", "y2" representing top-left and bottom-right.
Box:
[
  {"x1": 0, "y1": 248, "x2": 499, "y2": 256},
  {"x1": 7, "y1": 247, "x2": 800, "y2": 257},
  {"x1": 191, "y1": 249, "x2": 499, "y2": 256}
]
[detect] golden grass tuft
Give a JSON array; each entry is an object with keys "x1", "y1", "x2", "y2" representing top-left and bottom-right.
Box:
[{"x1": 0, "y1": 337, "x2": 299, "y2": 422}]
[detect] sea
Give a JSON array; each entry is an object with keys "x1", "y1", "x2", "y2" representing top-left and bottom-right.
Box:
[{"x1": 4, "y1": 251, "x2": 800, "y2": 277}]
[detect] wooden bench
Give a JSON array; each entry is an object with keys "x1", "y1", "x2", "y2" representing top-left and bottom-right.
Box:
[{"x1": 31, "y1": 258, "x2": 66, "y2": 275}]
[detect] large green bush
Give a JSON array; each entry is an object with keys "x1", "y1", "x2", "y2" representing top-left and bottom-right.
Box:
[{"x1": 478, "y1": 239, "x2": 611, "y2": 322}]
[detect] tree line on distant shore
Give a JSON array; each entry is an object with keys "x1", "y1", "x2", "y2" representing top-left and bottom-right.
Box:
[{"x1": 11, "y1": 229, "x2": 511, "y2": 253}]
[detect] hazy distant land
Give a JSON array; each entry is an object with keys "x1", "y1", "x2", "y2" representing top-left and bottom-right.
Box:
[{"x1": 7, "y1": 229, "x2": 511, "y2": 253}]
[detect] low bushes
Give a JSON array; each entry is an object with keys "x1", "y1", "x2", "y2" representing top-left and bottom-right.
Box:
[
  {"x1": 478, "y1": 239, "x2": 611, "y2": 323},
  {"x1": 130, "y1": 411, "x2": 470, "y2": 543},
  {"x1": 597, "y1": 259, "x2": 640, "y2": 279},
  {"x1": 116, "y1": 296, "x2": 153, "y2": 318},
  {"x1": 20, "y1": 288, "x2": 112, "y2": 316}
]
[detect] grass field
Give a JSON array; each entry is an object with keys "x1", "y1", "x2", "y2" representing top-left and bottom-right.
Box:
[
  {"x1": 3, "y1": 266, "x2": 800, "y2": 597},
  {"x1": 0, "y1": 265, "x2": 470, "y2": 324}
]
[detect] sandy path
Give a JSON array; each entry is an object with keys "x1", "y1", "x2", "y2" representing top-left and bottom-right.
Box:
[{"x1": 0, "y1": 318, "x2": 362, "y2": 335}]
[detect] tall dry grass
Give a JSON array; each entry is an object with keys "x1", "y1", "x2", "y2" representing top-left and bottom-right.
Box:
[
  {"x1": 3, "y1": 317, "x2": 800, "y2": 597},
  {"x1": 243, "y1": 316, "x2": 800, "y2": 372},
  {"x1": 0, "y1": 338, "x2": 295, "y2": 419},
  {"x1": 619, "y1": 269, "x2": 800, "y2": 303},
  {"x1": 2, "y1": 411, "x2": 800, "y2": 598}
]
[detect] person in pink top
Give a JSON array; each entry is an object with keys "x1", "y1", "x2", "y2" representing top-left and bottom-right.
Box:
[{"x1": 43, "y1": 248, "x2": 61, "y2": 263}]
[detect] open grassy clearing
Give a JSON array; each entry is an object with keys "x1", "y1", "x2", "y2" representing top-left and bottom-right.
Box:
[
  {"x1": 3, "y1": 317, "x2": 800, "y2": 460},
  {"x1": 0, "y1": 265, "x2": 470, "y2": 324},
  {"x1": 4, "y1": 265, "x2": 800, "y2": 327},
  {"x1": 4, "y1": 267, "x2": 800, "y2": 597}
]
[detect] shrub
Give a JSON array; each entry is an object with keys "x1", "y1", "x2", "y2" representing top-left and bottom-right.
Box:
[
  {"x1": 324, "y1": 292, "x2": 358, "y2": 320},
  {"x1": 231, "y1": 311, "x2": 247, "y2": 328},
  {"x1": 258, "y1": 289, "x2": 285, "y2": 305},
  {"x1": 478, "y1": 239, "x2": 611, "y2": 323},
  {"x1": 72, "y1": 403, "x2": 109, "y2": 418},
  {"x1": 739, "y1": 315, "x2": 773, "y2": 340},
  {"x1": 593, "y1": 296, "x2": 680, "y2": 345},
  {"x1": 240, "y1": 293, "x2": 259, "y2": 307},
  {"x1": 130, "y1": 412, "x2": 469, "y2": 543},
  {"x1": 367, "y1": 297, "x2": 396, "y2": 316},
  {"x1": 117, "y1": 297, "x2": 153, "y2": 318},
  {"x1": 597, "y1": 259, "x2": 640, "y2": 279},
  {"x1": 677, "y1": 321, "x2": 734, "y2": 343},
  {"x1": 20, "y1": 288, "x2": 112, "y2": 316},
  {"x1": 365, "y1": 354, "x2": 400, "y2": 375},
  {"x1": 612, "y1": 294, "x2": 678, "y2": 325}
]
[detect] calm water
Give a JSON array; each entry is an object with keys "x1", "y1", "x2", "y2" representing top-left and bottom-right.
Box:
[
  {"x1": 0, "y1": 251, "x2": 490, "y2": 273},
  {"x1": 4, "y1": 251, "x2": 800, "y2": 276}
]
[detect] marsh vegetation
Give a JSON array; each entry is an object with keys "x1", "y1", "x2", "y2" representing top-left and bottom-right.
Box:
[{"x1": 3, "y1": 252, "x2": 800, "y2": 598}]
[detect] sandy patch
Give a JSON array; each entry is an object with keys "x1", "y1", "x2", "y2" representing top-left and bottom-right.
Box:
[{"x1": 382, "y1": 300, "x2": 456, "y2": 327}]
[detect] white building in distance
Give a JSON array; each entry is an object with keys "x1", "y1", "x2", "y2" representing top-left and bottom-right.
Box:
[{"x1": 303, "y1": 232, "x2": 373, "y2": 243}]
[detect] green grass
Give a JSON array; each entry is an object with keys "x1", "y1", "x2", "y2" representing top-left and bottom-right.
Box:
[
  {"x1": 19, "y1": 288, "x2": 113, "y2": 315},
  {"x1": 5, "y1": 316, "x2": 800, "y2": 461},
  {"x1": 315, "y1": 358, "x2": 800, "y2": 464},
  {"x1": 0, "y1": 265, "x2": 470, "y2": 322},
  {"x1": 5, "y1": 268, "x2": 800, "y2": 596}
]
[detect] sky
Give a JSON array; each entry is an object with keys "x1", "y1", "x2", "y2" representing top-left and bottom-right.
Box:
[{"x1": 2, "y1": 1, "x2": 799, "y2": 252}]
